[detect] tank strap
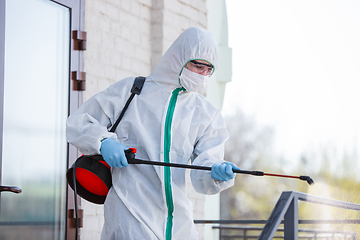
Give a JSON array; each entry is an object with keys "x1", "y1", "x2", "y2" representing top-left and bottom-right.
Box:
[{"x1": 109, "y1": 76, "x2": 146, "y2": 133}]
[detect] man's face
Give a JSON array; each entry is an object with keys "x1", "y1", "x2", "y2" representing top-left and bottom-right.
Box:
[{"x1": 184, "y1": 60, "x2": 214, "y2": 76}]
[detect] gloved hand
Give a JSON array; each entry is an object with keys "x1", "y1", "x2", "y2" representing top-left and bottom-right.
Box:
[
  {"x1": 100, "y1": 138, "x2": 129, "y2": 168},
  {"x1": 211, "y1": 162, "x2": 240, "y2": 181}
]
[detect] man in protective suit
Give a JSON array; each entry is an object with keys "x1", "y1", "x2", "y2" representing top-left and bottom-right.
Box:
[{"x1": 67, "y1": 27, "x2": 239, "y2": 240}]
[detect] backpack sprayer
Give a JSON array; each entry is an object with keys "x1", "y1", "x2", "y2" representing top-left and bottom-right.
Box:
[{"x1": 67, "y1": 147, "x2": 314, "y2": 205}]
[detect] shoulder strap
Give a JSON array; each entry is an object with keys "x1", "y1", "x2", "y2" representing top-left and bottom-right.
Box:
[{"x1": 109, "y1": 76, "x2": 146, "y2": 133}]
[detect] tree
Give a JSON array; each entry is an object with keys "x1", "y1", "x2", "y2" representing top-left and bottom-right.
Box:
[
  {"x1": 221, "y1": 108, "x2": 277, "y2": 220},
  {"x1": 221, "y1": 111, "x2": 360, "y2": 236}
]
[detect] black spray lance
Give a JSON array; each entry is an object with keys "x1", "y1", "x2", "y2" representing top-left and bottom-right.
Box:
[{"x1": 125, "y1": 148, "x2": 315, "y2": 185}]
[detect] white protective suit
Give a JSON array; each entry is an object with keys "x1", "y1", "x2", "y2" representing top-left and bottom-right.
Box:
[{"x1": 66, "y1": 27, "x2": 234, "y2": 240}]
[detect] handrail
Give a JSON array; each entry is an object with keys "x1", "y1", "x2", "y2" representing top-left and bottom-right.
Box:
[
  {"x1": 211, "y1": 225, "x2": 357, "y2": 239},
  {"x1": 194, "y1": 191, "x2": 360, "y2": 240},
  {"x1": 195, "y1": 219, "x2": 360, "y2": 225},
  {"x1": 259, "y1": 191, "x2": 360, "y2": 240}
]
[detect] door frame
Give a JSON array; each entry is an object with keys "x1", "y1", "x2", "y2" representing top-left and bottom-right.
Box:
[
  {"x1": 0, "y1": 0, "x2": 5, "y2": 188},
  {"x1": 0, "y1": 0, "x2": 84, "y2": 239}
]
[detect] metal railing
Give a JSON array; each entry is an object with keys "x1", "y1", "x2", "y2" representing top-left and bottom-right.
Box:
[
  {"x1": 212, "y1": 225, "x2": 357, "y2": 239},
  {"x1": 195, "y1": 191, "x2": 360, "y2": 240}
]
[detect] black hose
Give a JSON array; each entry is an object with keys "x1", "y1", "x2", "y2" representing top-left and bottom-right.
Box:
[{"x1": 73, "y1": 161, "x2": 78, "y2": 240}]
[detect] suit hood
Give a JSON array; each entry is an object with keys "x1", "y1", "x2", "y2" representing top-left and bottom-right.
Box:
[{"x1": 148, "y1": 27, "x2": 219, "y2": 91}]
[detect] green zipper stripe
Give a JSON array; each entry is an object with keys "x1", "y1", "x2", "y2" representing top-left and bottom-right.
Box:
[{"x1": 164, "y1": 87, "x2": 184, "y2": 240}]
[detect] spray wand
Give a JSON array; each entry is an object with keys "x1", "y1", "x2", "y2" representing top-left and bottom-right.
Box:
[{"x1": 125, "y1": 149, "x2": 314, "y2": 185}]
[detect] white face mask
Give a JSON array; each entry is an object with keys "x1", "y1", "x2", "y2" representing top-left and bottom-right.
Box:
[{"x1": 179, "y1": 68, "x2": 209, "y2": 92}]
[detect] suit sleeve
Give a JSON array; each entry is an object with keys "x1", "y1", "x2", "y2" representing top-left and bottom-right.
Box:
[
  {"x1": 190, "y1": 110, "x2": 235, "y2": 195},
  {"x1": 66, "y1": 80, "x2": 131, "y2": 155}
]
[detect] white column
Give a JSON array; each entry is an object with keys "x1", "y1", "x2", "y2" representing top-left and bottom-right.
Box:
[{"x1": 204, "y1": 0, "x2": 232, "y2": 239}]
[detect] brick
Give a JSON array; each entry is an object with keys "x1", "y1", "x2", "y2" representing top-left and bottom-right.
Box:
[
  {"x1": 121, "y1": 55, "x2": 133, "y2": 70},
  {"x1": 96, "y1": 205, "x2": 105, "y2": 215},
  {"x1": 85, "y1": 42, "x2": 99, "y2": 60},
  {"x1": 105, "y1": 65, "x2": 116, "y2": 80},
  {"x1": 171, "y1": 12, "x2": 181, "y2": 27},
  {"x1": 139, "y1": 34, "x2": 151, "y2": 52},
  {"x1": 98, "y1": 77, "x2": 113, "y2": 91},
  {"x1": 152, "y1": 0, "x2": 164, "y2": 9},
  {"x1": 140, "y1": 63, "x2": 152, "y2": 76},
  {"x1": 151, "y1": 9, "x2": 163, "y2": 24},
  {"x1": 110, "y1": 21, "x2": 122, "y2": 37},
  {"x1": 138, "y1": 0, "x2": 151, "y2": 7},
  {"x1": 99, "y1": 217, "x2": 105, "y2": 228},
  {"x1": 102, "y1": 31, "x2": 115, "y2": 50},
  {"x1": 110, "y1": 51, "x2": 122, "y2": 66},
  {"x1": 83, "y1": 92, "x2": 92, "y2": 102},
  {"x1": 198, "y1": 12, "x2": 207, "y2": 27},
  {"x1": 106, "y1": 3, "x2": 119, "y2": 21},
  {"x1": 130, "y1": 58, "x2": 142, "y2": 73},
  {"x1": 95, "y1": 0, "x2": 107, "y2": 16},
  {"x1": 84, "y1": 0, "x2": 95, "y2": 12},
  {"x1": 88, "y1": 27, "x2": 102, "y2": 45},
  {"x1": 81, "y1": 201, "x2": 95, "y2": 216},
  {"x1": 151, "y1": 52, "x2": 163, "y2": 68},
  {"x1": 136, "y1": 19, "x2": 151, "y2": 36},
  {"x1": 116, "y1": 68, "x2": 134, "y2": 80},
  {"x1": 163, "y1": 10, "x2": 173, "y2": 24},
  {"x1": 85, "y1": 58, "x2": 105, "y2": 78},
  {"x1": 99, "y1": 50, "x2": 111, "y2": 67},
  {"x1": 114, "y1": 36, "x2": 126, "y2": 53},
  {"x1": 120, "y1": 25, "x2": 131, "y2": 41},
  {"x1": 121, "y1": 40, "x2": 136, "y2": 57},
  {"x1": 178, "y1": 15, "x2": 192, "y2": 31},
  {"x1": 163, "y1": 26, "x2": 181, "y2": 43},
  {"x1": 163, "y1": 39, "x2": 175, "y2": 53},
  {"x1": 98, "y1": 15, "x2": 111, "y2": 33},
  {"x1": 104, "y1": 0, "x2": 120, "y2": 5},
  {"x1": 139, "y1": 4, "x2": 151, "y2": 21},
  {"x1": 134, "y1": 61, "x2": 151, "y2": 77},
  {"x1": 166, "y1": 0, "x2": 182, "y2": 14},
  {"x1": 130, "y1": 30, "x2": 141, "y2": 46},
  {"x1": 83, "y1": 215, "x2": 99, "y2": 229},
  {"x1": 81, "y1": 231, "x2": 101, "y2": 240},
  {"x1": 194, "y1": 0, "x2": 207, "y2": 14},
  {"x1": 120, "y1": 0, "x2": 131, "y2": 12},
  {"x1": 151, "y1": 38, "x2": 163, "y2": 54},
  {"x1": 122, "y1": 13, "x2": 139, "y2": 30},
  {"x1": 135, "y1": 47, "x2": 151, "y2": 64},
  {"x1": 179, "y1": 0, "x2": 191, "y2": 6},
  {"x1": 181, "y1": 4, "x2": 199, "y2": 22},
  {"x1": 151, "y1": 24, "x2": 163, "y2": 40},
  {"x1": 130, "y1": 1, "x2": 141, "y2": 15}
]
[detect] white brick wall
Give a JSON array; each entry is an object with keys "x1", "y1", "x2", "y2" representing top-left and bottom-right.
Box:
[
  {"x1": 81, "y1": 0, "x2": 208, "y2": 239},
  {"x1": 84, "y1": 0, "x2": 153, "y2": 100}
]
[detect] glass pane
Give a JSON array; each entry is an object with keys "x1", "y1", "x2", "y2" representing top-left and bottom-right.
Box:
[{"x1": 0, "y1": 0, "x2": 70, "y2": 239}]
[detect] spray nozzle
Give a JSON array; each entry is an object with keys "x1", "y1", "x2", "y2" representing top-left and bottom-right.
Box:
[{"x1": 299, "y1": 176, "x2": 315, "y2": 185}]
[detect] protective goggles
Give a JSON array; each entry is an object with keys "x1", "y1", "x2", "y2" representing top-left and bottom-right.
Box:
[{"x1": 188, "y1": 60, "x2": 214, "y2": 76}]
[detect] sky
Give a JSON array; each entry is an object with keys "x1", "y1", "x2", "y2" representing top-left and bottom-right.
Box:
[{"x1": 222, "y1": 0, "x2": 360, "y2": 171}]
